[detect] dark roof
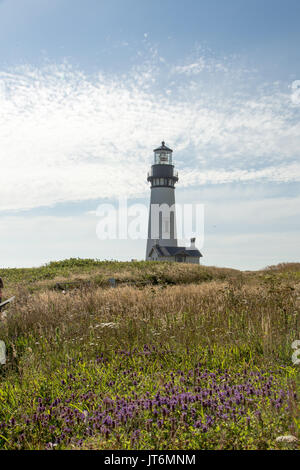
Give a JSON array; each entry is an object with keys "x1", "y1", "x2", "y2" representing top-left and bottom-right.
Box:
[
  {"x1": 153, "y1": 245, "x2": 165, "y2": 257},
  {"x1": 149, "y1": 244, "x2": 202, "y2": 258},
  {"x1": 185, "y1": 249, "x2": 203, "y2": 257},
  {"x1": 153, "y1": 141, "x2": 173, "y2": 153}
]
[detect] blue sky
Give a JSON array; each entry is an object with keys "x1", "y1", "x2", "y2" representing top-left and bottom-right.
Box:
[{"x1": 0, "y1": 0, "x2": 299, "y2": 269}]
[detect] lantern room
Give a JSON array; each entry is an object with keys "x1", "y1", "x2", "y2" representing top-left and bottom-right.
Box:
[{"x1": 154, "y1": 141, "x2": 173, "y2": 165}]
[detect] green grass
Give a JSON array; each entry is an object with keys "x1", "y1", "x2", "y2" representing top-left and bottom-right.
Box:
[
  {"x1": 0, "y1": 260, "x2": 299, "y2": 450},
  {"x1": 2, "y1": 258, "x2": 239, "y2": 291}
]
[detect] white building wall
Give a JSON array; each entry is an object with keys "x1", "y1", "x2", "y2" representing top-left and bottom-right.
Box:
[
  {"x1": 186, "y1": 257, "x2": 200, "y2": 264},
  {"x1": 146, "y1": 186, "x2": 178, "y2": 260},
  {"x1": 148, "y1": 254, "x2": 200, "y2": 264}
]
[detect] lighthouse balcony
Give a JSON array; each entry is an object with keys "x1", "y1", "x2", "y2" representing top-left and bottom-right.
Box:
[
  {"x1": 147, "y1": 167, "x2": 178, "y2": 187},
  {"x1": 147, "y1": 176, "x2": 178, "y2": 187}
]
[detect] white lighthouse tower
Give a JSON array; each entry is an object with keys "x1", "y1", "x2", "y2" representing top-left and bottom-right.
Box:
[
  {"x1": 146, "y1": 142, "x2": 178, "y2": 260},
  {"x1": 146, "y1": 141, "x2": 202, "y2": 264}
]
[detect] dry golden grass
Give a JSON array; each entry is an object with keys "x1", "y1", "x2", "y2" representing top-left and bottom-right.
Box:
[
  {"x1": 2, "y1": 271, "x2": 299, "y2": 369},
  {"x1": 264, "y1": 263, "x2": 300, "y2": 272}
]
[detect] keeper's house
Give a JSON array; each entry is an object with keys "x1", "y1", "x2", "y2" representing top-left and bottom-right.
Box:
[{"x1": 148, "y1": 238, "x2": 202, "y2": 264}]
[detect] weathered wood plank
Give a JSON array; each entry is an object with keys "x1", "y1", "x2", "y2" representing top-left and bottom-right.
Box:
[{"x1": 0, "y1": 296, "x2": 15, "y2": 309}]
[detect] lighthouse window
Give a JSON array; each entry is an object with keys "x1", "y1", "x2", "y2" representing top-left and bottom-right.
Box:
[
  {"x1": 155, "y1": 151, "x2": 172, "y2": 165},
  {"x1": 160, "y1": 153, "x2": 168, "y2": 162}
]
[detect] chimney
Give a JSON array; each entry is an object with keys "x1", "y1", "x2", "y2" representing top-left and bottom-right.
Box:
[{"x1": 190, "y1": 237, "x2": 196, "y2": 249}]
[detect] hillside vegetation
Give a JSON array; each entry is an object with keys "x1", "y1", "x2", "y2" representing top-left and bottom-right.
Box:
[
  {"x1": 0, "y1": 259, "x2": 299, "y2": 450},
  {"x1": 2, "y1": 258, "x2": 241, "y2": 295}
]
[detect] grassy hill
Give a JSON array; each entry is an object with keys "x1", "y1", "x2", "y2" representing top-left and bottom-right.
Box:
[
  {"x1": 0, "y1": 260, "x2": 299, "y2": 450},
  {"x1": 2, "y1": 258, "x2": 240, "y2": 293}
]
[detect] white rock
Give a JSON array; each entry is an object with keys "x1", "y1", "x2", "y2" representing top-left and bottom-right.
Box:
[
  {"x1": 0, "y1": 340, "x2": 6, "y2": 365},
  {"x1": 276, "y1": 435, "x2": 298, "y2": 444}
]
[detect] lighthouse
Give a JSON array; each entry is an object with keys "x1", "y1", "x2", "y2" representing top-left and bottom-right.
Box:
[
  {"x1": 146, "y1": 141, "x2": 202, "y2": 263},
  {"x1": 146, "y1": 141, "x2": 178, "y2": 259}
]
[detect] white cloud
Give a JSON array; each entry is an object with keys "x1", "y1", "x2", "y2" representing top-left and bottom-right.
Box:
[
  {"x1": 0, "y1": 213, "x2": 146, "y2": 267},
  {"x1": 1, "y1": 190, "x2": 299, "y2": 268},
  {"x1": 203, "y1": 231, "x2": 300, "y2": 270},
  {"x1": 204, "y1": 194, "x2": 300, "y2": 229},
  {"x1": 0, "y1": 60, "x2": 300, "y2": 212},
  {"x1": 291, "y1": 80, "x2": 300, "y2": 106},
  {"x1": 172, "y1": 58, "x2": 207, "y2": 75},
  {"x1": 180, "y1": 163, "x2": 300, "y2": 187}
]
